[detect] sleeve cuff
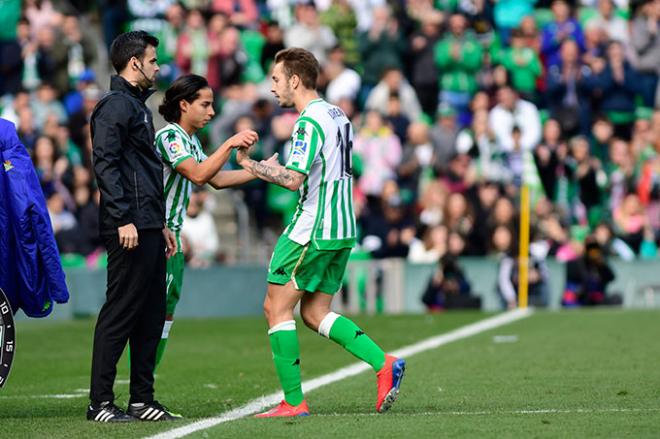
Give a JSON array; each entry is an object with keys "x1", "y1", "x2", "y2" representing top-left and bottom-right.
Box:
[
  {"x1": 285, "y1": 164, "x2": 309, "y2": 175},
  {"x1": 172, "y1": 154, "x2": 193, "y2": 169}
]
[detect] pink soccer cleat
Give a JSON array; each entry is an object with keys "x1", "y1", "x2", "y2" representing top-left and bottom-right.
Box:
[
  {"x1": 255, "y1": 400, "x2": 310, "y2": 418},
  {"x1": 376, "y1": 354, "x2": 406, "y2": 413}
]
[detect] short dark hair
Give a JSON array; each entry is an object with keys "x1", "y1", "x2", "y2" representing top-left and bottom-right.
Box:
[
  {"x1": 109, "y1": 31, "x2": 159, "y2": 73},
  {"x1": 274, "y1": 48, "x2": 319, "y2": 90},
  {"x1": 159, "y1": 74, "x2": 209, "y2": 122}
]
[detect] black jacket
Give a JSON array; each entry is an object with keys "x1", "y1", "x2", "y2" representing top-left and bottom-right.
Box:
[{"x1": 91, "y1": 76, "x2": 164, "y2": 234}]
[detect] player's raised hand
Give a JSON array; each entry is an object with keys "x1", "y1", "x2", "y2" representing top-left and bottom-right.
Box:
[{"x1": 226, "y1": 130, "x2": 259, "y2": 149}]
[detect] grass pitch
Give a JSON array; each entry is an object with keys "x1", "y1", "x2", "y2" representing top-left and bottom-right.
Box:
[{"x1": 1, "y1": 310, "x2": 658, "y2": 438}]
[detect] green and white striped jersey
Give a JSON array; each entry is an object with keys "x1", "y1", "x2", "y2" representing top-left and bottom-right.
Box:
[
  {"x1": 155, "y1": 123, "x2": 208, "y2": 232},
  {"x1": 284, "y1": 98, "x2": 356, "y2": 250}
]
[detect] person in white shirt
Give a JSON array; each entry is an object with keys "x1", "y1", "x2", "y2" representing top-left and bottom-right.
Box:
[
  {"x1": 589, "y1": 0, "x2": 629, "y2": 43},
  {"x1": 348, "y1": 0, "x2": 386, "y2": 32},
  {"x1": 181, "y1": 188, "x2": 220, "y2": 268},
  {"x1": 284, "y1": 2, "x2": 337, "y2": 65},
  {"x1": 488, "y1": 85, "x2": 541, "y2": 152},
  {"x1": 323, "y1": 46, "x2": 361, "y2": 104},
  {"x1": 365, "y1": 67, "x2": 422, "y2": 122}
]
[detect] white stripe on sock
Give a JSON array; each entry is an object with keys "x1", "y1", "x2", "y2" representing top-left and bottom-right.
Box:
[
  {"x1": 318, "y1": 312, "x2": 341, "y2": 338},
  {"x1": 162, "y1": 320, "x2": 174, "y2": 338},
  {"x1": 267, "y1": 320, "x2": 296, "y2": 335}
]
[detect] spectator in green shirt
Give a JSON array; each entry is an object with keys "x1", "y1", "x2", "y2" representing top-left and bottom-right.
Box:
[
  {"x1": 0, "y1": 0, "x2": 20, "y2": 41},
  {"x1": 501, "y1": 29, "x2": 543, "y2": 103},
  {"x1": 358, "y1": 5, "x2": 406, "y2": 93},
  {"x1": 321, "y1": 0, "x2": 360, "y2": 67},
  {"x1": 434, "y1": 13, "x2": 483, "y2": 116}
]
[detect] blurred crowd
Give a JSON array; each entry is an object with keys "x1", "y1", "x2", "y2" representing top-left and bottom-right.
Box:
[{"x1": 0, "y1": 0, "x2": 658, "y2": 298}]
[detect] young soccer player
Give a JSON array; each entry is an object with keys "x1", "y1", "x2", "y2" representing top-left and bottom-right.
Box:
[
  {"x1": 154, "y1": 74, "x2": 270, "y2": 368},
  {"x1": 236, "y1": 48, "x2": 406, "y2": 417}
]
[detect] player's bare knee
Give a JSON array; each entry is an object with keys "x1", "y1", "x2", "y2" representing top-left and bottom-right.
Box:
[
  {"x1": 262, "y1": 296, "x2": 271, "y2": 319},
  {"x1": 300, "y1": 306, "x2": 323, "y2": 331},
  {"x1": 300, "y1": 311, "x2": 317, "y2": 331},
  {"x1": 300, "y1": 314, "x2": 315, "y2": 330},
  {"x1": 264, "y1": 304, "x2": 283, "y2": 324}
]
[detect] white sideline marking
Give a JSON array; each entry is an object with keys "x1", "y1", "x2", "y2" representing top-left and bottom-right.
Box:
[
  {"x1": 0, "y1": 387, "x2": 87, "y2": 400},
  {"x1": 313, "y1": 407, "x2": 660, "y2": 417},
  {"x1": 0, "y1": 393, "x2": 86, "y2": 399},
  {"x1": 146, "y1": 308, "x2": 533, "y2": 439}
]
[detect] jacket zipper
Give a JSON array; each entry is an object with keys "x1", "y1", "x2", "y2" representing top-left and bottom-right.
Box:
[{"x1": 134, "y1": 171, "x2": 140, "y2": 209}]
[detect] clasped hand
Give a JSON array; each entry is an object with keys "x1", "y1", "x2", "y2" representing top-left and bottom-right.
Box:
[{"x1": 236, "y1": 146, "x2": 279, "y2": 167}]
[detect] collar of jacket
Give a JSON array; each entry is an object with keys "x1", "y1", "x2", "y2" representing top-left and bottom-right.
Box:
[{"x1": 110, "y1": 75, "x2": 156, "y2": 102}]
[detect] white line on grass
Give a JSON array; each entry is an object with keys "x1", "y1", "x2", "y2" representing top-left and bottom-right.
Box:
[
  {"x1": 311, "y1": 407, "x2": 660, "y2": 417},
  {"x1": 146, "y1": 308, "x2": 534, "y2": 439},
  {"x1": 0, "y1": 394, "x2": 87, "y2": 399},
  {"x1": 0, "y1": 388, "x2": 87, "y2": 400}
]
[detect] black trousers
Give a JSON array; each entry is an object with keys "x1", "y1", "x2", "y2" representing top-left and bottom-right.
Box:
[{"x1": 90, "y1": 229, "x2": 166, "y2": 404}]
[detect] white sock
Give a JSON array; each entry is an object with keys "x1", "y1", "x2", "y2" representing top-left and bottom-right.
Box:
[
  {"x1": 318, "y1": 312, "x2": 341, "y2": 338},
  {"x1": 268, "y1": 320, "x2": 296, "y2": 335}
]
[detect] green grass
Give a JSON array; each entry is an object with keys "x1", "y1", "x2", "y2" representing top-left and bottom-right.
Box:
[{"x1": 1, "y1": 310, "x2": 659, "y2": 438}]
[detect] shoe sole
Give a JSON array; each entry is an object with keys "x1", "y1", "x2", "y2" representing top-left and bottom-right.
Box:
[
  {"x1": 128, "y1": 414, "x2": 182, "y2": 422},
  {"x1": 87, "y1": 415, "x2": 137, "y2": 423},
  {"x1": 378, "y1": 359, "x2": 406, "y2": 413},
  {"x1": 255, "y1": 411, "x2": 310, "y2": 418}
]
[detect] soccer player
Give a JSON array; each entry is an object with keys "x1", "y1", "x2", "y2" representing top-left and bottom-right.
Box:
[
  {"x1": 236, "y1": 48, "x2": 406, "y2": 417},
  {"x1": 154, "y1": 74, "x2": 268, "y2": 368}
]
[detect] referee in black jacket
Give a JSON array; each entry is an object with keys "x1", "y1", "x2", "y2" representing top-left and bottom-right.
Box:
[{"x1": 88, "y1": 31, "x2": 179, "y2": 423}]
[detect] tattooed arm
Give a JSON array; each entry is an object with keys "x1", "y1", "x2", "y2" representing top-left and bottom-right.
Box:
[{"x1": 236, "y1": 147, "x2": 306, "y2": 191}]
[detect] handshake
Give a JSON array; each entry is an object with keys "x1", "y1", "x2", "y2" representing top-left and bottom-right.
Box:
[{"x1": 227, "y1": 129, "x2": 279, "y2": 168}]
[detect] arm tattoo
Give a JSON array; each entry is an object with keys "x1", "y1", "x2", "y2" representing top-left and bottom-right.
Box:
[{"x1": 243, "y1": 159, "x2": 298, "y2": 188}]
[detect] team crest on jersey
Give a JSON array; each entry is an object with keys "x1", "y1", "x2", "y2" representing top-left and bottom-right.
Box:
[
  {"x1": 3, "y1": 160, "x2": 13, "y2": 172},
  {"x1": 295, "y1": 127, "x2": 306, "y2": 137}
]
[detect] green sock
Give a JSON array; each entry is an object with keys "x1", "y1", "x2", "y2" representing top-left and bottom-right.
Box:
[
  {"x1": 320, "y1": 313, "x2": 386, "y2": 371},
  {"x1": 269, "y1": 320, "x2": 304, "y2": 406}
]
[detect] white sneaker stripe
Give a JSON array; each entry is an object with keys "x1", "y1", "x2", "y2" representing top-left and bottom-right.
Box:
[
  {"x1": 105, "y1": 413, "x2": 115, "y2": 422},
  {"x1": 142, "y1": 408, "x2": 154, "y2": 419},
  {"x1": 95, "y1": 411, "x2": 105, "y2": 421},
  {"x1": 99, "y1": 411, "x2": 111, "y2": 422},
  {"x1": 154, "y1": 411, "x2": 164, "y2": 421},
  {"x1": 148, "y1": 410, "x2": 161, "y2": 420}
]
